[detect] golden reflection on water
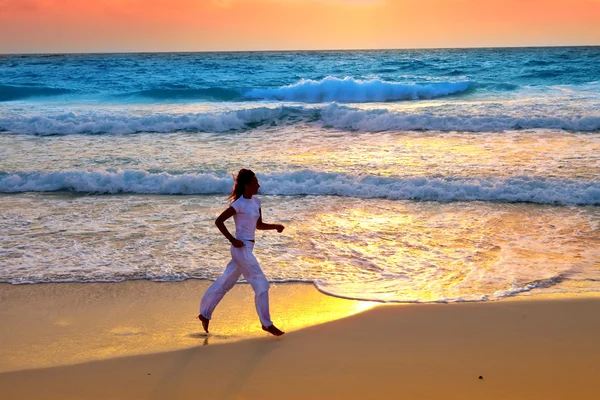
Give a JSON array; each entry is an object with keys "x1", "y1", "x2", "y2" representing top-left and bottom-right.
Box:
[
  {"x1": 270, "y1": 198, "x2": 600, "y2": 303},
  {"x1": 283, "y1": 131, "x2": 599, "y2": 179}
]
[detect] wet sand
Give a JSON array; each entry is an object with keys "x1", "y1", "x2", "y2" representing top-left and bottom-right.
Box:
[{"x1": 0, "y1": 281, "x2": 599, "y2": 399}]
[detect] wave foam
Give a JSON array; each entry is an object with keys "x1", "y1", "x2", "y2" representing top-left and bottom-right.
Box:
[
  {"x1": 244, "y1": 77, "x2": 472, "y2": 102},
  {"x1": 321, "y1": 104, "x2": 600, "y2": 132},
  {"x1": 2, "y1": 104, "x2": 599, "y2": 135},
  {"x1": 1, "y1": 170, "x2": 598, "y2": 205},
  {"x1": 0, "y1": 107, "x2": 306, "y2": 135}
]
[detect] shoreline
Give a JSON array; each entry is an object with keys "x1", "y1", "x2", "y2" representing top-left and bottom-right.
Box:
[{"x1": 0, "y1": 282, "x2": 599, "y2": 399}]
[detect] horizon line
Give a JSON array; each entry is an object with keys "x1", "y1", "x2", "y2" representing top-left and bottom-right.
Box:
[{"x1": 1, "y1": 44, "x2": 599, "y2": 56}]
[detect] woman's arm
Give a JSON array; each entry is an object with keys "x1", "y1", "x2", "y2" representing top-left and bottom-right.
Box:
[
  {"x1": 256, "y1": 209, "x2": 285, "y2": 232},
  {"x1": 215, "y1": 207, "x2": 244, "y2": 247}
]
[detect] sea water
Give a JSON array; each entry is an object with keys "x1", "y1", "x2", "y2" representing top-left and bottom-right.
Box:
[{"x1": 1, "y1": 47, "x2": 599, "y2": 302}]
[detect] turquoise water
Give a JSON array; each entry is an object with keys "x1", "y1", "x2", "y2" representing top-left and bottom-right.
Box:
[{"x1": 1, "y1": 47, "x2": 599, "y2": 302}]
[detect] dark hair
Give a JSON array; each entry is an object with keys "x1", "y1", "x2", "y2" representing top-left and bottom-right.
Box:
[{"x1": 229, "y1": 169, "x2": 255, "y2": 203}]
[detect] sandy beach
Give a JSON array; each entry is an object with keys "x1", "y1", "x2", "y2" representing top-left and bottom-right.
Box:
[{"x1": 1, "y1": 281, "x2": 599, "y2": 400}]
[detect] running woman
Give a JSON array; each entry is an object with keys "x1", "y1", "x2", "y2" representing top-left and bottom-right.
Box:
[{"x1": 198, "y1": 169, "x2": 285, "y2": 336}]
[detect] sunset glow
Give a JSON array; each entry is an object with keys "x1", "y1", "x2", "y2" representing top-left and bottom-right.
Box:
[{"x1": 1, "y1": 0, "x2": 599, "y2": 53}]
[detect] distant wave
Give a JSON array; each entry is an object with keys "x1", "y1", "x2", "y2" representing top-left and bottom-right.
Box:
[
  {"x1": 0, "y1": 85, "x2": 72, "y2": 102},
  {"x1": 127, "y1": 87, "x2": 242, "y2": 101},
  {"x1": 523, "y1": 59, "x2": 554, "y2": 67},
  {"x1": 379, "y1": 59, "x2": 428, "y2": 68},
  {"x1": 444, "y1": 69, "x2": 465, "y2": 76},
  {"x1": 2, "y1": 104, "x2": 599, "y2": 135},
  {"x1": 0, "y1": 78, "x2": 473, "y2": 104},
  {"x1": 476, "y1": 82, "x2": 519, "y2": 91},
  {"x1": 1, "y1": 169, "x2": 598, "y2": 205},
  {"x1": 243, "y1": 77, "x2": 472, "y2": 102},
  {"x1": 519, "y1": 68, "x2": 577, "y2": 79}
]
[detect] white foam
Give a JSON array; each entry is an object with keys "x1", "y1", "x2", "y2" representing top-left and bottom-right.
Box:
[
  {"x1": 244, "y1": 76, "x2": 471, "y2": 102},
  {"x1": 0, "y1": 107, "x2": 299, "y2": 135},
  {"x1": 0, "y1": 170, "x2": 232, "y2": 194},
  {"x1": 321, "y1": 104, "x2": 600, "y2": 132},
  {"x1": 1, "y1": 104, "x2": 599, "y2": 135},
  {"x1": 1, "y1": 169, "x2": 598, "y2": 205}
]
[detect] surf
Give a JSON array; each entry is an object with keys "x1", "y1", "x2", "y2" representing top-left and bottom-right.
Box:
[
  {"x1": 2, "y1": 104, "x2": 599, "y2": 135},
  {"x1": 1, "y1": 169, "x2": 598, "y2": 205},
  {"x1": 243, "y1": 77, "x2": 472, "y2": 102}
]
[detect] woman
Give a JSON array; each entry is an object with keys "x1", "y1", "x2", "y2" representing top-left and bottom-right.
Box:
[{"x1": 198, "y1": 169, "x2": 285, "y2": 336}]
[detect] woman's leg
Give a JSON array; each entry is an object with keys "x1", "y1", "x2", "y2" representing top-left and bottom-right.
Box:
[
  {"x1": 230, "y1": 241, "x2": 274, "y2": 328},
  {"x1": 199, "y1": 256, "x2": 241, "y2": 321}
]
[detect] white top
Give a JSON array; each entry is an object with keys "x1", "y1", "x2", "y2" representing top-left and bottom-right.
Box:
[{"x1": 231, "y1": 195, "x2": 261, "y2": 240}]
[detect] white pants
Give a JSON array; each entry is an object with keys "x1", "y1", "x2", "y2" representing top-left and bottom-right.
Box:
[{"x1": 200, "y1": 240, "x2": 273, "y2": 327}]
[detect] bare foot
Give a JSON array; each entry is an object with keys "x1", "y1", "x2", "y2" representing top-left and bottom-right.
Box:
[
  {"x1": 198, "y1": 314, "x2": 210, "y2": 333},
  {"x1": 262, "y1": 324, "x2": 285, "y2": 336}
]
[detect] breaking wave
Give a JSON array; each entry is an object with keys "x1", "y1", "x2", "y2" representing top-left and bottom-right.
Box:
[
  {"x1": 244, "y1": 77, "x2": 472, "y2": 102},
  {"x1": 320, "y1": 105, "x2": 600, "y2": 132},
  {"x1": 0, "y1": 107, "x2": 307, "y2": 135},
  {"x1": 1, "y1": 77, "x2": 473, "y2": 104},
  {"x1": 1, "y1": 104, "x2": 599, "y2": 135},
  {"x1": 0, "y1": 85, "x2": 72, "y2": 102},
  {"x1": 1, "y1": 169, "x2": 598, "y2": 205}
]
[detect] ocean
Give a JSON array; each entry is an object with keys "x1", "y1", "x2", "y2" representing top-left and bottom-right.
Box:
[{"x1": 1, "y1": 47, "x2": 599, "y2": 303}]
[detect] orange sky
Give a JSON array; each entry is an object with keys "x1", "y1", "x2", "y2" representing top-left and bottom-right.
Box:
[{"x1": 0, "y1": 0, "x2": 599, "y2": 53}]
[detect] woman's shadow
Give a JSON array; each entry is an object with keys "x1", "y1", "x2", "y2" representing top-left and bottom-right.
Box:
[{"x1": 150, "y1": 333, "x2": 282, "y2": 400}]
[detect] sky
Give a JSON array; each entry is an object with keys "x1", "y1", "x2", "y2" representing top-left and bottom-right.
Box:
[{"x1": 0, "y1": 0, "x2": 599, "y2": 53}]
